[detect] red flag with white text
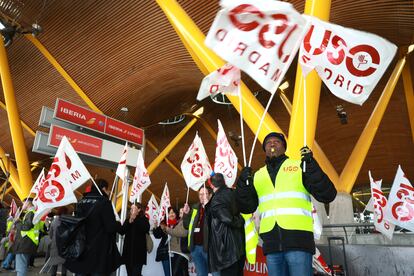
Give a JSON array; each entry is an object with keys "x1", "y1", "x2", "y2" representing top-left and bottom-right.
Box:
[
  {"x1": 384, "y1": 166, "x2": 414, "y2": 232},
  {"x1": 369, "y1": 171, "x2": 395, "y2": 239},
  {"x1": 299, "y1": 15, "x2": 397, "y2": 105},
  {"x1": 214, "y1": 120, "x2": 238, "y2": 187},
  {"x1": 130, "y1": 150, "x2": 151, "y2": 203}
]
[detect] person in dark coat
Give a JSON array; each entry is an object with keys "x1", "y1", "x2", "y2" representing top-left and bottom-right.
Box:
[
  {"x1": 65, "y1": 179, "x2": 122, "y2": 276},
  {"x1": 48, "y1": 207, "x2": 69, "y2": 276},
  {"x1": 120, "y1": 203, "x2": 150, "y2": 276},
  {"x1": 208, "y1": 173, "x2": 245, "y2": 276},
  {"x1": 236, "y1": 132, "x2": 337, "y2": 276}
]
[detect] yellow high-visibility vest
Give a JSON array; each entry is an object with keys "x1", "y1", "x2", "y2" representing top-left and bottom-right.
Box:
[
  {"x1": 187, "y1": 209, "x2": 198, "y2": 248},
  {"x1": 254, "y1": 159, "x2": 313, "y2": 234},
  {"x1": 242, "y1": 213, "x2": 259, "y2": 264},
  {"x1": 20, "y1": 210, "x2": 43, "y2": 246}
]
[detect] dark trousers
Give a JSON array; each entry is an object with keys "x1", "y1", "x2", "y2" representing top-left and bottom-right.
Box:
[
  {"x1": 126, "y1": 263, "x2": 143, "y2": 276},
  {"x1": 172, "y1": 254, "x2": 189, "y2": 276},
  {"x1": 220, "y1": 258, "x2": 245, "y2": 276},
  {"x1": 51, "y1": 264, "x2": 67, "y2": 276}
]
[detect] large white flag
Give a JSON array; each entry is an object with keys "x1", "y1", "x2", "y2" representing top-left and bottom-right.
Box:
[
  {"x1": 197, "y1": 63, "x2": 240, "y2": 101},
  {"x1": 299, "y1": 15, "x2": 397, "y2": 105},
  {"x1": 214, "y1": 120, "x2": 238, "y2": 187},
  {"x1": 369, "y1": 171, "x2": 395, "y2": 239},
  {"x1": 33, "y1": 138, "x2": 86, "y2": 223},
  {"x1": 205, "y1": 0, "x2": 309, "y2": 94},
  {"x1": 181, "y1": 133, "x2": 213, "y2": 191},
  {"x1": 384, "y1": 166, "x2": 414, "y2": 232},
  {"x1": 130, "y1": 151, "x2": 151, "y2": 203},
  {"x1": 30, "y1": 168, "x2": 45, "y2": 198},
  {"x1": 158, "y1": 183, "x2": 171, "y2": 225},
  {"x1": 145, "y1": 194, "x2": 159, "y2": 229},
  {"x1": 116, "y1": 142, "x2": 128, "y2": 183}
]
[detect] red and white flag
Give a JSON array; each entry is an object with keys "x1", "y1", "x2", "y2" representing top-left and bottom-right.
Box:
[
  {"x1": 299, "y1": 15, "x2": 397, "y2": 105},
  {"x1": 384, "y1": 166, "x2": 414, "y2": 232},
  {"x1": 130, "y1": 151, "x2": 151, "y2": 203},
  {"x1": 312, "y1": 203, "x2": 323, "y2": 240},
  {"x1": 181, "y1": 133, "x2": 213, "y2": 191},
  {"x1": 116, "y1": 142, "x2": 128, "y2": 183},
  {"x1": 214, "y1": 120, "x2": 238, "y2": 187},
  {"x1": 9, "y1": 198, "x2": 17, "y2": 217},
  {"x1": 158, "y1": 183, "x2": 171, "y2": 225},
  {"x1": 145, "y1": 194, "x2": 159, "y2": 229},
  {"x1": 33, "y1": 137, "x2": 88, "y2": 223},
  {"x1": 197, "y1": 63, "x2": 240, "y2": 101},
  {"x1": 30, "y1": 168, "x2": 45, "y2": 199},
  {"x1": 369, "y1": 171, "x2": 395, "y2": 239},
  {"x1": 205, "y1": 0, "x2": 309, "y2": 94}
]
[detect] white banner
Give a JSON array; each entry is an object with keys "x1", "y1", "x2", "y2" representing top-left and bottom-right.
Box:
[
  {"x1": 369, "y1": 171, "x2": 395, "y2": 239},
  {"x1": 30, "y1": 168, "x2": 45, "y2": 198},
  {"x1": 312, "y1": 203, "x2": 322, "y2": 240},
  {"x1": 205, "y1": 0, "x2": 308, "y2": 94},
  {"x1": 145, "y1": 195, "x2": 159, "y2": 229},
  {"x1": 158, "y1": 183, "x2": 171, "y2": 225},
  {"x1": 130, "y1": 151, "x2": 151, "y2": 203},
  {"x1": 214, "y1": 120, "x2": 238, "y2": 187},
  {"x1": 116, "y1": 142, "x2": 128, "y2": 183},
  {"x1": 181, "y1": 133, "x2": 213, "y2": 191},
  {"x1": 384, "y1": 166, "x2": 414, "y2": 232},
  {"x1": 197, "y1": 63, "x2": 240, "y2": 101},
  {"x1": 299, "y1": 15, "x2": 397, "y2": 105}
]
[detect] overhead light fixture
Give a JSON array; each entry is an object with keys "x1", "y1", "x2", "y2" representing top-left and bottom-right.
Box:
[
  {"x1": 336, "y1": 104, "x2": 348, "y2": 125},
  {"x1": 158, "y1": 114, "x2": 186, "y2": 125},
  {"x1": 120, "y1": 107, "x2": 129, "y2": 112}
]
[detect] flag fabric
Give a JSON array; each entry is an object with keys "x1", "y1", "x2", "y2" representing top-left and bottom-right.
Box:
[
  {"x1": 299, "y1": 15, "x2": 397, "y2": 105},
  {"x1": 196, "y1": 63, "x2": 240, "y2": 101},
  {"x1": 369, "y1": 171, "x2": 395, "y2": 239},
  {"x1": 313, "y1": 247, "x2": 332, "y2": 275},
  {"x1": 311, "y1": 203, "x2": 323, "y2": 240},
  {"x1": 30, "y1": 168, "x2": 45, "y2": 199},
  {"x1": 205, "y1": 0, "x2": 309, "y2": 94},
  {"x1": 116, "y1": 142, "x2": 128, "y2": 183},
  {"x1": 384, "y1": 166, "x2": 414, "y2": 232},
  {"x1": 9, "y1": 199, "x2": 17, "y2": 217},
  {"x1": 130, "y1": 150, "x2": 151, "y2": 203},
  {"x1": 214, "y1": 120, "x2": 238, "y2": 187},
  {"x1": 145, "y1": 194, "x2": 159, "y2": 229},
  {"x1": 33, "y1": 137, "x2": 85, "y2": 223},
  {"x1": 158, "y1": 183, "x2": 171, "y2": 225},
  {"x1": 181, "y1": 133, "x2": 213, "y2": 191}
]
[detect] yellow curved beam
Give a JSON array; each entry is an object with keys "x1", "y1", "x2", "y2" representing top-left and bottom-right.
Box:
[
  {"x1": 155, "y1": 0, "x2": 339, "y2": 187},
  {"x1": 0, "y1": 146, "x2": 24, "y2": 199},
  {"x1": 0, "y1": 40, "x2": 33, "y2": 199},
  {"x1": 402, "y1": 59, "x2": 414, "y2": 143}
]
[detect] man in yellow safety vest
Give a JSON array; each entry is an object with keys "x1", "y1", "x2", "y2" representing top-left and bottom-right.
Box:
[{"x1": 236, "y1": 132, "x2": 337, "y2": 276}]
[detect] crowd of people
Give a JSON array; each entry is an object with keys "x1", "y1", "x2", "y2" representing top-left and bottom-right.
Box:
[{"x1": 0, "y1": 131, "x2": 336, "y2": 276}]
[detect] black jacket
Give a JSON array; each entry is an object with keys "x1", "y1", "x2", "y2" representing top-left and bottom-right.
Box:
[
  {"x1": 236, "y1": 154, "x2": 337, "y2": 255},
  {"x1": 208, "y1": 186, "x2": 245, "y2": 272},
  {"x1": 65, "y1": 190, "x2": 122, "y2": 274},
  {"x1": 120, "y1": 215, "x2": 150, "y2": 268}
]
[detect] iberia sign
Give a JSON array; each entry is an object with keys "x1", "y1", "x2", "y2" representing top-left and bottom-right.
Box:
[{"x1": 54, "y1": 99, "x2": 144, "y2": 145}]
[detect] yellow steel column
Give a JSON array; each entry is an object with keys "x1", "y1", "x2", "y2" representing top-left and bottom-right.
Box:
[
  {"x1": 24, "y1": 35, "x2": 100, "y2": 113},
  {"x1": 402, "y1": 59, "x2": 414, "y2": 143},
  {"x1": 0, "y1": 145, "x2": 24, "y2": 199},
  {"x1": 287, "y1": 0, "x2": 331, "y2": 159},
  {"x1": 339, "y1": 55, "x2": 407, "y2": 193},
  {"x1": 146, "y1": 140, "x2": 184, "y2": 179},
  {"x1": 0, "y1": 101, "x2": 36, "y2": 137},
  {"x1": 155, "y1": 0, "x2": 339, "y2": 186},
  {"x1": 0, "y1": 40, "x2": 32, "y2": 199}
]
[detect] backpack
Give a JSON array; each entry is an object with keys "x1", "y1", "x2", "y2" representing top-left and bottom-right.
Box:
[
  {"x1": 56, "y1": 215, "x2": 88, "y2": 260},
  {"x1": 56, "y1": 204, "x2": 96, "y2": 260}
]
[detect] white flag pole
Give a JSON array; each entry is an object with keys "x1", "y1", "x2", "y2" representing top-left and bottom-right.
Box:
[
  {"x1": 303, "y1": 77, "x2": 307, "y2": 173},
  {"x1": 109, "y1": 175, "x2": 118, "y2": 200},
  {"x1": 166, "y1": 209, "x2": 172, "y2": 276},
  {"x1": 185, "y1": 187, "x2": 190, "y2": 205},
  {"x1": 248, "y1": 92, "x2": 277, "y2": 167},
  {"x1": 90, "y1": 178, "x2": 104, "y2": 196},
  {"x1": 238, "y1": 87, "x2": 247, "y2": 166}
]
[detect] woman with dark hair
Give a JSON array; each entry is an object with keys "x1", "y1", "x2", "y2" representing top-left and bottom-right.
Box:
[
  {"x1": 120, "y1": 203, "x2": 150, "y2": 276},
  {"x1": 153, "y1": 207, "x2": 188, "y2": 276}
]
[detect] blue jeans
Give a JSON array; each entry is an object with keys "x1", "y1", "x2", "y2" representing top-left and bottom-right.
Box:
[
  {"x1": 161, "y1": 259, "x2": 170, "y2": 276},
  {"x1": 266, "y1": 250, "x2": 313, "y2": 276},
  {"x1": 2, "y1": 252, "x2": 15, "y2": 268},
  {"x1": 15, "y1": 253, "x2": 30, "y2": 276},
  {"x1": 191, "y1": 245, "x2": 220, "y2": 276}
]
